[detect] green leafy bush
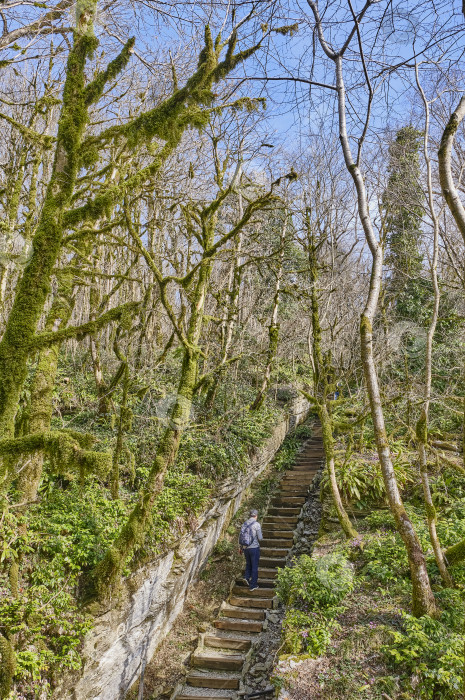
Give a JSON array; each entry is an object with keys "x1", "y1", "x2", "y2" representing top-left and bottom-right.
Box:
[
  {"x1": 383, "y1": 611, "x2": 464, "y2": 699},
  {"x1": 362, "y1": 531, "x2": 409, "y2": 584},
  {"x1": 229, "y1": 403, "x2": 280, "y2": 446},
  {"x1": 282, "y1": 608, "x2": 339, "y2": 656},
  {"x1": 276, "y1": 552, "x2": 354, "y2": 610},
  {"x1": 321, "y1": 454, "x2": 415, "y2": 509}
]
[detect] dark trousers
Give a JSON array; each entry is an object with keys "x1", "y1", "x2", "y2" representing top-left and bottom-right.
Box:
[{"x1": 244, "y1": 547, "x2": 260, "y2": 588}]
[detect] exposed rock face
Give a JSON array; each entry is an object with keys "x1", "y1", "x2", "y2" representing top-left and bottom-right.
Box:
[
  {"x1": 56, "y1": 397, "x2": 309, "y2": 700},
  {"x1": 292, "y1": 471, "x2": 323, "y2": 557}
]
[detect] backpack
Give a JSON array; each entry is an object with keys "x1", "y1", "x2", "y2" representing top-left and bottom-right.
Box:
[{"x1": 239, "y1": 521, "x2": 254, "y2": 548}]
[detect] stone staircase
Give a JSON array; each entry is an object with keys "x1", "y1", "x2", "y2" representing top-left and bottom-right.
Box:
[{"x1": 174, "y1": 424, "x2": 323, "y2": 700}]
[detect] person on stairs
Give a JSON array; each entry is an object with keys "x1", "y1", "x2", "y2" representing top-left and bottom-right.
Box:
[{"x1": 239, "y1": 508, "x2": 263, "y2": 591}]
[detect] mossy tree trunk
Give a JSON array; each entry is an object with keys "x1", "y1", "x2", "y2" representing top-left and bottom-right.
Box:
[
  {"x1": 0, "y1": 1, "x2": 104, "y2": 439},
  {"x1": 306, "y1": 210, "x2": 358, "y2": 540},
  {"x1": 94, "y1": 238, "x2": 214, "y2": 594},
  {"x1": 16, "y1": 266, "x2": 76, "y2": 503},
  {"x1": 251, "y1": 213, "x2": 287, "y2": 411},
  {"x1": 205, "y1": 194, "x2": 244, "y2": 410},
  {"x1": 0, "y1": 633, "x2": 15, "y2": 700},
  {"x1": 111, "y1": 335, "x2": 131, "y2": 500},
  {"x1": 89, "y1": 257, "x2": 112, "y2": 416}
]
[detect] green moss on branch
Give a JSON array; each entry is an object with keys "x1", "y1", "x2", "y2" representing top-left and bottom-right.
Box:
[
  {"x1": 32, "y1": 301, "x2": 140, "y2": 349},
  {"x1": 0, "y1": 430, "x2": 111, "y2": 481}
]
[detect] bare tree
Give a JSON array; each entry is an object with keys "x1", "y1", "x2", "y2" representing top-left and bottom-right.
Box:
[{"x1": 305, "y1": 0, "x2": 437, "y2": 616}]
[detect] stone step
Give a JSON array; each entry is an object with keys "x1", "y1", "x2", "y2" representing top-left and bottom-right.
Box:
[
  {"x1": 271, "y1": 497, "x2": 306, "y2": 506},
  {"x1": 261, "y1": 532, "x2": 293, "y2": 542},
  {"x1": 267, "y1": 506, "x2": 300, "y2": 515},
  {"x1": 276, "y1": 495, "x2": 307, "y2": 502},
  {"x1": 277, "y1": 492, "x2": 308, "y2": 499},
  {"x1": 221, "y1": 604, "x2": 265, "y2": 621},
  {"x1": 291, "y1": 468, "x2": 320, "y2": 474},
  {"x1": 178, "y1": 695, "x2": 234, "y2": 700},
  {"x1": 232, "y1": 585, "x2": 275, "y2": 597},
  {"x1": 258, "y1": 567, "x2": 278, "y2": 579},
  {"x1": 214, "y1": 618, "x2": 263, "y2": 633},
  {"x1": 282, "y1": 471, "x2": 317, "y2": 478},
  {"x1": 262, "y1": 531, "x2": 295, "y2": 541},
  {"x1": 280, "y1": 479, "x2": 312, "y2": 485},
  {"x1": 229, "y1": 595, "x2": 273, "y2": 609},
  {"x1": 263, "y1": 516, "x2": 298, "y2": 524},
  {"x1": 291, "y1": 465, "x2": 321, "y2": 471},
  {"x1": 262, "y1": 522, "x2": 296, "y2": 531},
  {"x1": 295, "y1": 454, "x2": 324, "y2": 459},
  {"x1": 276, "y1": 489, "x2": 308, "y2": 500},
  {"x1": 260, "y1": 557, "x2": 286, "y2": 568},
  {"x1": 280, "y1": 478, "x2": 313, "y2": 484},
  {"x1": 235, "y1": 578, "x2": 275, "y2": 589},
  {"x1": 262, "y1": 531, "x2": 294, "y2": 540},
  {"x1": 192, "y1": 652, "x2": 244, "y2": 671},
  {"x1": 186, "y1": 671, "x2": 241, "y2": 690},
  {"x1": 280, "y1": 477, "x2": 312, "y2": 482},
  {"x1": 260, "y1": 547, "x2": 289, "y2": 557},
  {"x1": 204, "y1": 634, "x2": 252, "y2": 652},
  {"x1": 285, "y1": 476, "x2": 317, "y2": 482},
  {"x1": 261, "y1": 535, "x2": 293, "y2": 545},
  {"x1": 290, "y1": 465, "x2": 319, "y2": 469},
  {"x1": 264, "y1": 506, "x2": 307, "y2": 513}
]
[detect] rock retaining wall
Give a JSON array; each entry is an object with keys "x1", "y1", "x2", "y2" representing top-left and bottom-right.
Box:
[{"x1": 57, "y1": 397, "x2": 309, "y2": 700}]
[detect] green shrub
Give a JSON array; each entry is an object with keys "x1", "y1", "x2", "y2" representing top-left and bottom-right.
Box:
[
  {"x1": 273, "y1": 435, "x2": 300, "y2": 472},
  {"x1": 383, "y1": 611, "x2": 464, "y2": 699},
  {"x1": 282, "y1": 608, "x2": 338, "y2": 656},
  {"x1": 362, "y1": 532, "x2": 409, "y2": 584},
  {"x1": 321, "y1": 455, "x2": 415, "y2": 509},
  {"x1": 276, "y1": 552, "x2": 354, "y2": 610}
]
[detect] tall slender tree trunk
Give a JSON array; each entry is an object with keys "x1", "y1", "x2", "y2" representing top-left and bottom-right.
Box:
[
  {"x1": 205, "y1": 218, "x2": 243, "y2": 409},
  {"x1": 89, "y1": 260, "x2": 111, "y2": 416},
  {"x1": 111, "y1": 339, "x2": 130, "y2": 500},
  {"x1": 251, "y1": 213, "x2": 287, "y2": 411},
  {"x1": 326, "y1": 45, "x2": 436, "y2": 615},
  {"x1": 415, "y1": 67, "x2": 453, "y2": 587},
  {"x1": 306, "y1": 212, "x2": 358, "y2": 539}
]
